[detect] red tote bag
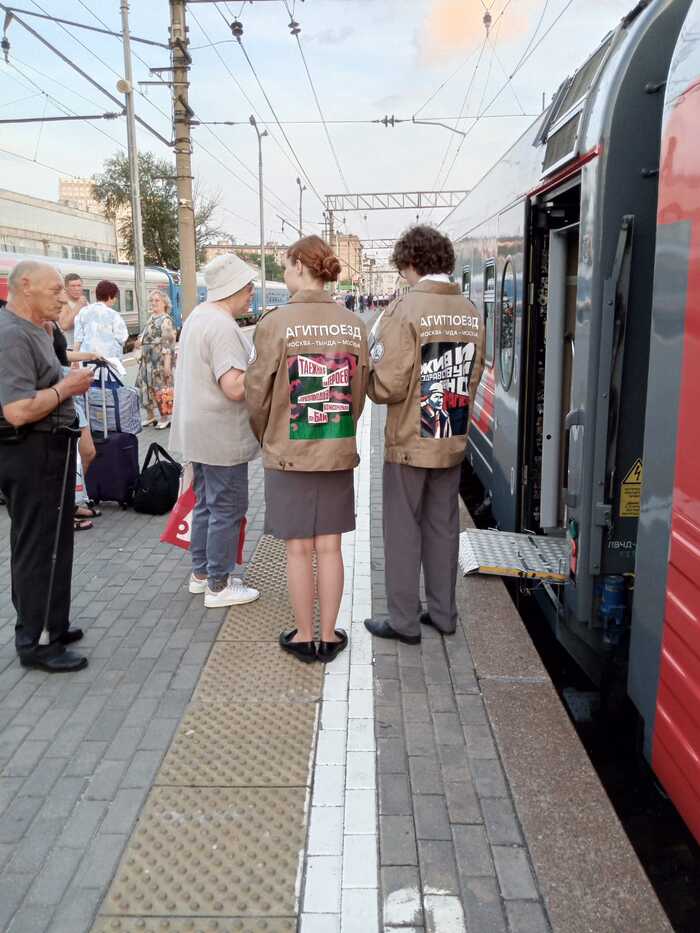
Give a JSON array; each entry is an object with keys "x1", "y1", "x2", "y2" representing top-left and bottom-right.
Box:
[{"x1": 161, "y1": 482, "x2": 246, "y2": 564}]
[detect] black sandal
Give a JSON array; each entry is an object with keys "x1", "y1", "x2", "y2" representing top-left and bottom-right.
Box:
[
  {"x1": 74, "y1": 516, "x2": 93, "y2": 531},
  {"x1": 76, "y1": 504, "x2": 101, "y2": 518},
  {"x1": 279, "y1": 630, "x2": 317, "y2": 663},
  {"x1": 317, "y1": 629, "x2": 348, "y2": 664}
]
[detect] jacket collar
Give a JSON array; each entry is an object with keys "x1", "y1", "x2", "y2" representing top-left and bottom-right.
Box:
[
  {"x1": 412, "y1": 280, "x2": 461, "y2": 296},
  {"x1": 288, "y1": 288, "x2": 335, "y2": 304}
]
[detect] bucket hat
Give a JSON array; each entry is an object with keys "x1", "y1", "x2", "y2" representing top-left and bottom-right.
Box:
[{"x1": 205, "y1": 253, "x2": 257, "y2": 301}]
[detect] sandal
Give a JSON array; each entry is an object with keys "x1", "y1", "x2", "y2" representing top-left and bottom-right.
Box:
[
  {"x1": 317, "y1": 629, "x2": 348, "y2": 664},
  {"x1": 279, "y1": 630, "x2": 317, "y2": 663},
  {"x1": 76, "y1": 504, "x2": 101, "y2": 518},
  {"x1": 141, "y1": 417, "x2": 158, "y2": 428},
  {"x1": 74, "y1": 516, "x2": 93, "y2": 531}
]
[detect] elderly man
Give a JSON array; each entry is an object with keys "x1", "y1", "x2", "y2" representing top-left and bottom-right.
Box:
[
  {"x1": 170, "y1": 254, "x2": 261, "y2": 609},
  {"x1": 0, "y1": 260, "x2": 94, "y2": 672}
]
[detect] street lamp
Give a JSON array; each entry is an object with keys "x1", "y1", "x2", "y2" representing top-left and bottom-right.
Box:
[
  {"x1": 250, "y1": 114, "x2": 268, "y2": 313},
  {"x1": 296, "y1": 176, "x2": 306, "y2": 237}
]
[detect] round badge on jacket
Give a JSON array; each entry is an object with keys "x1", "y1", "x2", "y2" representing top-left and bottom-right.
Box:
[{"x1": 371, "y1": 341, "x2": 384, "y2": 362}]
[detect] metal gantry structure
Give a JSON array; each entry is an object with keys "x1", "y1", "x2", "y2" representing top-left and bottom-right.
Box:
[{"x1": 325, "y1": 191, "x2": 469, "y2": 213}]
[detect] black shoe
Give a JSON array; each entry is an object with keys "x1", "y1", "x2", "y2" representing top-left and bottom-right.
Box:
[
  {"x1": 59, "y1": 628, "x2": 84, "y2": 645},
  {"x1": 419, "y1": 612, "x2": 456, "y2": 636},
  {"x1": 279, "y1": 630, "x2": 317, "y2": 663},
  {"x1": 20, "y1": 649, "x2": 88, "y2": 673},
  {"x1": 364, "y1": 618, "x2": 421, "y2": 645},
  {"x1": 317, "y1": 629, "x2": 348, "y2": 664}
]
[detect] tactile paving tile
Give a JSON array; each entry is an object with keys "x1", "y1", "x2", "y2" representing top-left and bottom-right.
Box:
[
  {"x1": 218, "y1": 592, "x2": 320, "y2": 643},
  {"x1": 243, "y1": 535, "x2": 289, "y2": 592},
  {"x1": 101, "y1": 785, "x2": 306, "y2": 919},
  {"x1": 157, "y1": 702, "x2": 316, "y2": 787},
  {"x1": 194, "y1": 641, "x2": 322, "y2": 704},
  {"x1": 94, "y1": 918, "x2": 295, "y2": 932}
]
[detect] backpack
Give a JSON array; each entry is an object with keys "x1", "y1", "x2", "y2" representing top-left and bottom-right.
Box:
[{"x1": 133, "y1": 443, "x2": 182, "y2": 515}]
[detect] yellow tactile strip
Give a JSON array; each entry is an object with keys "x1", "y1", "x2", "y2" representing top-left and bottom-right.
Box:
[
  {"x1": 101, "y1": 786, "x2": 307, "y2": 918},
  {"x1": 94, "y1": 915, "x2": 295, "y2": 931},
  {"x1": 95, "y1": 536, "x2": 318, "y2": 930},
  {"x1": 156, "y1": 702, "x2": 316, "y2": 788},
  {"x1": 194, "y1": 641, "x2": 322, "y2": 705}
]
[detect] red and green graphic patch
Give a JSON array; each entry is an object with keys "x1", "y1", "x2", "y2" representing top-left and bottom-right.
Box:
[{"x1": 288, "y1": 352, "x2": 357, "y2": 440}]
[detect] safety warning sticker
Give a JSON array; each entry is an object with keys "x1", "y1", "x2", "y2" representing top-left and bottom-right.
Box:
[{"x1": 619, "y1": 459, "x2": 643, "y2": 518}]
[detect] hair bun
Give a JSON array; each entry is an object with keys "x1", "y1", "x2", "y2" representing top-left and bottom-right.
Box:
[{"x1": 322, "y1": 255, "x2": 342, "y2": 282}]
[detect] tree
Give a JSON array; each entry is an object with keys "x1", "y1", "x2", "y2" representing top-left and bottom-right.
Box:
[
  {"x1": 238, "y1": 251, "x2": 285, "y2": 282},
  {"x1": 93, "y1": 151, "x2": 226, "y2": 270}
]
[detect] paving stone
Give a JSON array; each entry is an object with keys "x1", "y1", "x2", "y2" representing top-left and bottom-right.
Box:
[
  {"x1": 374, "y1": 655, "x2": 399, "y2": 679},
  {"x1": 26, "y1": 845, "x2": 83, "y2": 906},
  {"x1": 464, "y1": 722, "x2": 498, "y2": 759},
  {"x1": 405, "y1": 720, "x2": 437, "y2": 758},
  {"x1": 304, "y1": 855, "x2": 342, "y2": 913},
  {"x1": 492, "y1": 846, "x2": 539, "y2": 900},
  {"x1": 471, "y1": 759, "x2": 509, "y2": 798},
  {"x1": 408, "y1": 755, "x2": 444, "y2": 795},
  {"x1": 308, "y1": 806, "x2": 344, "y2": 855},
  {"x1": 83, "y1": 758, "x2": 127, "y2": 801},
  {"x1": 482, "y1": 797, "x2": 523, "y2": 846},
  {"x1": 343, "y1": 833, "x2": 378, "y2": 888},
  {"x1": 0, "y1": 873, "x2": 33, "y2": 930},
  {"x1": 6, "y1": 904, "x2": 54, "y2": 933},
  {"x1": 120, "y1": 749, "x2": 163, "y2": 788},
  {"x1": 377, "y1": 737, "x2": 408, "y2": 774},
  {"x1": 505, "y1": 900, "x2": 551, "y2": 932},
  {"x1": 379, "y1": 814, "x2": 418, "y2": 866},
  {"x1": 7, "y1": 816, "x2": 63, "y2": 872},
  {"x1": 378, "y1": 773, "x2": 412, "y2": 816},
  {"x1": 426, "y1": 684, "x2": 457, "y2": 713},
  {"x1": 417, "y1": 839, "x2": 460, "y2": 896},
  {"x1": 375, "y1": 705, "x2": 404, "y2": 740},
  {"x1": 445, "y1": 780, "x2": 482, "y2": 825},
  {"x1": 400, "y1": 667, "x2": 427, "y2": 693},
  {"x1": 73, "y1": 831, "x2": 127, "y2": 889},
  {"x1": 58, "y1": 799, "x2": 107, "y2": 848},
  {"x1": 17, "y1": 754, "x2": 68, "y2": 796},
  {"x1": 423, "y1": 895, "x2": 467, "y2": 933},
  {"x1": 105, "y1": 725, "x2": 145, "y2": 761},
  {"x1": 437, "y1": 744, "x2": 470, "y2": 783},
  {"x1": 413, "y1": 794, "x2": 452, "y2": 841},
  {"x1": 0, "y1": 793, "x2": 43, "y2": 843},
  {"x1": 456, "y1": 692, "x2": 488, "y2": 725},
  {"x1": 402, "y1": 694, "x2": 432, "y2": 723},
  {"x1": 341, "y1": 887, "x2": 380, "y2": 933},
  {"x1": 432, "y1": 712, "x2": 464, "y2": 747},
  {"x1": 453, "y1": 823, "x2": 494, "y2": 877},
  {"x1": 381, "y1": 866, "x2": 423, "y2": 927},
  {"x1": 4, "y1": 739, "x2": 49, "y2": 777},
  {"x1": 461, "y1": 876, "x2": 508, "y2": 933}
]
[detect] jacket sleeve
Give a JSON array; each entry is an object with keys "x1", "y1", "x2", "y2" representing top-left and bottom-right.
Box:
[
  {"x1": 355, "y1": 320, "x2": 369, "y2": 421},
  {"x1": 367, "y1": 301, "x2": 414, "y2": 405},
  {"x1": 244, "y1": 314, "x2": 282, "y2": 444}
]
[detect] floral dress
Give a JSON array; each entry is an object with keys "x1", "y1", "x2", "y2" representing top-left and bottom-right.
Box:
[{"x1": 135, "y1": 313, "x2": 177, "y2": 417}]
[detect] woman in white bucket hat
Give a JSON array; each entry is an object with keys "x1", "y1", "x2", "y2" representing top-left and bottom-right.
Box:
[{"x1": 169, "y1": 254, "x2": 261, "y2": 609}]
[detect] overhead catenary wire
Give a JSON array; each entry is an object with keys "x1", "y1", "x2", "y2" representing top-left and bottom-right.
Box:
[
  {"x1": 282, "y1": 0, "x2": 351, "y2": 194},
  {"x1": 0, "y1": 144, "x2": 79, "y2": 176},
  {"x1": 438, "y1": 0, "x2": 577, "y2": 229}
]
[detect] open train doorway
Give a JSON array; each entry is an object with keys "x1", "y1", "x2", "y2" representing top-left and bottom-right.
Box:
[{"x1": 522, "y1": 183, "x2": 581, "y2": 544}]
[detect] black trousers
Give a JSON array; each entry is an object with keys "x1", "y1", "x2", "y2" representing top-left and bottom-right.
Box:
[
  {"x1": 383, "y1": 461, "x2": 461, "y2": 638},
  {"x1": 0, "y1": 431, "x2": 76, "y2": 655}
]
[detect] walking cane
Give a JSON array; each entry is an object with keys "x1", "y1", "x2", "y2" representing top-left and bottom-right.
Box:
[{"x1": 38, "y1": 433, "x2": 74, "y2": 647}]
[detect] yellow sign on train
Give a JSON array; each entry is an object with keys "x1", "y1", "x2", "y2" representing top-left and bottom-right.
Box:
[{"x1": 619, "y1": 459, "x2": 643, "y2": 518}]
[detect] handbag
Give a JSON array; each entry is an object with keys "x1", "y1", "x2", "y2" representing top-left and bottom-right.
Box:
[
  {"x1": 133, "y1": 443, "x2": 182, "y2": 515},
  {"x1": 88, "y1": 361, "x2": 142, "y2": 436},
  {"x1": 161, "y1": 472, "x2": 247, "y2": 562},
  {"x1": 155, "y1": 386, "x2": 174, "y2": 417}
]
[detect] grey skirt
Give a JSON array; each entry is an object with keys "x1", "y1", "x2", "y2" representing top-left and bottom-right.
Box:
[{"x1": 264, "y1": 469, "x2": 356, "y2": 540}]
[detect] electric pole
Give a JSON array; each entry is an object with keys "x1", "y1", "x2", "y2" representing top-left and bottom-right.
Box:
[
  {"x1": 169, "y1": 0, "x2": 197, "y2": 320},
  {"x1": 296, "y1": 176, "x2": 306, "y2": 237},
  {"x1": 250, "y1": 115, "x2": 268, "y2": 314},
  {"x1": 119, "y1": 0, "x2": 147, "y2": 330}
]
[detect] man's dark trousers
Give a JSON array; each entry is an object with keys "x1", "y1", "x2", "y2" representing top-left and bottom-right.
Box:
[
  {"x1": 383, "y1": 461, "x2": 461, "y2": 639},
  {"x1": 0, "y1": 431, "x2": 76, "y2": 656}
]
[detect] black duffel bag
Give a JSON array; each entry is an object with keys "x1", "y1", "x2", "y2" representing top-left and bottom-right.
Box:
[{"x1": 133, "y1": 443, "x2": 182, "y2": 515}]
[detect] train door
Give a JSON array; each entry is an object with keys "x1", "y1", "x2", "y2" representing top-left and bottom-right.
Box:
[
  {"x1": 490, "y1": 203, "x2": 526, "y2": 531},
  {"x1": 521, "y1": 182, "x2": 581, "y2": 540}
]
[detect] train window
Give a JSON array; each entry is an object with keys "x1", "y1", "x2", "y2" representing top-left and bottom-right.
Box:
[
  {"x1": 500, "y1": 261, "x2": 516, "y2": 390},
  {"x1": 483, "y1": 261, "x2": 496, "y2": 366},
  {"x1": 125, "y1": 290, "x2": 134, "y2": 314},
  {"x1": 461, "y1": 265, "x2": 471, "y2": 298}
]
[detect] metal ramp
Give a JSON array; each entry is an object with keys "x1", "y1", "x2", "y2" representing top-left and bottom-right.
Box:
[{"x1": 459, "y1": 529, "x2": 569, "y2": 582}]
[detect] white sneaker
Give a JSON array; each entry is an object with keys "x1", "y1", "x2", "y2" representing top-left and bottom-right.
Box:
[
  {"x1": 189, "y1": 574, "x2": 244, "y2": 595},
  {"x1": 188, "y1": 574, "x2": 208, "y2": 594},
  {"x1": 204, "y1": 579, "x2": 260, "y2": 608}
]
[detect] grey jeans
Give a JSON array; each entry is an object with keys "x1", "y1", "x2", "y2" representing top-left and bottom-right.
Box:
[
  {"x1": 383, "y1": 461, "x2": 461, "y2": 638},
  {"x1": 191, "y1": 462, "x2": 249, "y2": 588}
]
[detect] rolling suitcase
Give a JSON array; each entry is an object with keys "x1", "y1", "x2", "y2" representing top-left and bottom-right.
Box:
[{"x1": 85, "y1": 366, "x2": 139, "y2": 508}]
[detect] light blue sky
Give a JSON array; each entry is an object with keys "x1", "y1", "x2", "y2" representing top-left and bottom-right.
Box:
[{"x1": 0, "y1": 0, "x2": 632, "y2": 252}]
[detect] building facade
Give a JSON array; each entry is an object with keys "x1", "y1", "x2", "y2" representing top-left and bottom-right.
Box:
[
  {"x1": 333, "y1": 233, "x2": 363, "y2": 284},
  {"x1": 59, "y1": 178, "x2": 130, "y2": 261},
  {"x1": 202, "y1": 242, "x2": 289, "y2": 269},
  {"x1": 0, "y1": 188, "x2": 117, "y2": 263}
]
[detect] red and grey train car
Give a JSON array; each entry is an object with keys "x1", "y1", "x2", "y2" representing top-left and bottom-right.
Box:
[{"x1": 449, "y1": 0, "x2": 699, "y2": 842}]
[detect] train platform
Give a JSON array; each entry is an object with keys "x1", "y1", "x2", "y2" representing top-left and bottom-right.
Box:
[{"x1": 0, "y1": 410, "x2": 670, "y2": 933}]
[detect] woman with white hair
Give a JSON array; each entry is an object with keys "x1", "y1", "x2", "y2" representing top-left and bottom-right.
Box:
[{"x1": 135, "y1": 289, "x2": 177, "y2": 429}]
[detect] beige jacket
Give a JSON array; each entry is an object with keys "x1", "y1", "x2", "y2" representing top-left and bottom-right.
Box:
[
  {"x1": 245, "y1": 289, "x2": 369, "y2": 471},
  {"x1": 368, "y1": 280, "x2": 484, "y2": 469}
]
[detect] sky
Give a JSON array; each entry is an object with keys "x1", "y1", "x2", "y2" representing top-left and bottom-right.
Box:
[{"x1": 0, "y1": 0, "x2": 634, "y2": 266}]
